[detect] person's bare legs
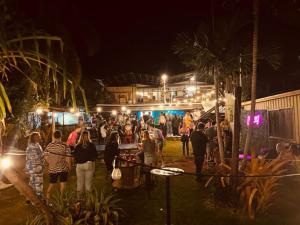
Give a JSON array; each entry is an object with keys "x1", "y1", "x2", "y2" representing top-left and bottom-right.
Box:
[
  {"x1": 46, "y1": 183, "x2": 55, "y2": 202},
  {"x1": 60, "y1": 182, "x2": 67, "y2": 196}
]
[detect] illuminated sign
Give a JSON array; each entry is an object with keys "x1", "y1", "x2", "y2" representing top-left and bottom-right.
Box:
[{"x1": 246, "y1": 112, "x2": 263, "y2": 127}]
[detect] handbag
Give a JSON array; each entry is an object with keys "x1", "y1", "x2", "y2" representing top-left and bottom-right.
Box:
[{"x1": 111, "y1": 157, "x2": 122, "y2": 180}]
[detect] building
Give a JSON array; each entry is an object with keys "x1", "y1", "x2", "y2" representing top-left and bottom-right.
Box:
[
  {"x1": 101, "y1": 71, "x2": 215, "y2": 111},
  {"x1": 241, "y1": 89, "x2": 300, "y2": 151}
]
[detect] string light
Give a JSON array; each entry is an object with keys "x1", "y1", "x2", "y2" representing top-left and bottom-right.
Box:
[
  {"x1": 36, "y1": 108, "x2": 43, "y2": 115},
  {"x1": 0, "y1": 157, "x2": 11, "y2": 169}
]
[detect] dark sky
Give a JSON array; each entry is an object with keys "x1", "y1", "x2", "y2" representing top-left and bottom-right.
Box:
[
  {"x1": 18, "y1": 0, "x2": 227, "y2": 77},
  {"x1": 17, "y1": 0, "x2": 300, "y2": 96}
]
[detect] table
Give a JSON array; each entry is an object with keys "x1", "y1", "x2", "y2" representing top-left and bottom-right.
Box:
[
  {"x1": 151, "y1": 167, "x2": 184, "y2": 225},
  {"x1": 96, "y1": 143, "x2": 139, "y2": 152}
]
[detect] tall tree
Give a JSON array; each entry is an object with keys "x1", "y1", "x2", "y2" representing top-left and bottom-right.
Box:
[
  {"x1": 243, "y1": 0, "x2": 259, "y2": 164},
  {"x1": 173, "y1": 11, "x2": 252, "y2": 164}
]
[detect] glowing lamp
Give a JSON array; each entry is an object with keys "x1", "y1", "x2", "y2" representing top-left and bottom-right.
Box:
[
  {"x1": 75, "y1": 112, "x2": 81, "y2": 117},
  {"x1": 112, "y1": 110, "x2": 117, "y2": 116},
  {"x1": 1, "y1": 157, "x2": 11, "y2": 169},
  {"x1": 96, "y1": 107, "x2": 102, "y2": 112},
  {"x1": 126, "y1": 109, "x2": 131, "y2": 114},
  {"x1": 70, "y1": 108, "x2": 75, "y2": 113},
  {"x1": 161, "y1": 74, "x2": 168, "y2": 81},
  {"x1": 121, "y1": 106, "x2": 127, "y2": 111},
  {"x1": 190, "y1": 76, "x2": 195, "y2": 81},
  {"x1": 36, "y1": 108, "x2": 43, "y2": 115}
]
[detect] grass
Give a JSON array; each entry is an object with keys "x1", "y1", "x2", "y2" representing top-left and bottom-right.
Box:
[{"x1": 1, "y1": 140, "x2": 300, "y2": 225}]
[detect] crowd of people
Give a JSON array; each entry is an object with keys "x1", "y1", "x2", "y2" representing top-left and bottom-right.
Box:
[{"x1": 25, "y1": 110, "x2": 232, "y2": 204}]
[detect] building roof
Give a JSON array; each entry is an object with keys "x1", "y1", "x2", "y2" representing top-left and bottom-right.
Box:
[{"x1": 103, "y1": 71, "x2": 210, "y2": 87}]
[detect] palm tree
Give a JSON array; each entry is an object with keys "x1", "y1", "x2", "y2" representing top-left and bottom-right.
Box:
[
  {"x1": 173, "y1": 12, "x2": 252, "y2": 164},
  {"x1": 0, "y1": 2, "x2": 86, "y2": 222}
]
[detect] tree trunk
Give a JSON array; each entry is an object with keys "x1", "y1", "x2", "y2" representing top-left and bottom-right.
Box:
[
  {"x1": 243, "y1": 0, "x2": 259, "y2": 165},
  {"x1": 231, "y1": 86, "x2": 242, "y2": 185},
  {"x1": 214, "y1": 68, "x2": 225, "y2": 165},
  {"x1": 3, "y1": 169, "x2": 54, "y2": 225}
]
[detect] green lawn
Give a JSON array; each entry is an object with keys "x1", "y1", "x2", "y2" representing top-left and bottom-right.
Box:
[{"x1": 1, "y1": 140, "x2": 300, "y2": 225}]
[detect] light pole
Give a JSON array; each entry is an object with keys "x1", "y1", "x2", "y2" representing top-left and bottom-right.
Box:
[{"x1": 161, "y1": 74, "x2": 168, "y2": 103}]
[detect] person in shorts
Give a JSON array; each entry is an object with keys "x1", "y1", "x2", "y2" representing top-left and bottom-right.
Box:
[{"x1": 45, "y1": 130, "x2": 72, "y2": 201}]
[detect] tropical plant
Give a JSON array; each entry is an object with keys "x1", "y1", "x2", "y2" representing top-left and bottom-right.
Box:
[
  {"x1": 85, "y1": 188, "x2": 125, "y2": 225},
  {"x1": 205, "y1": 156, "x2": 289, "y2": 219},
  {"x1": 237, "y1": 157, "x2": 289, "y2": 219},
  {"x1": 26, "y1": 189, "x2": 124, "y2": 225}
]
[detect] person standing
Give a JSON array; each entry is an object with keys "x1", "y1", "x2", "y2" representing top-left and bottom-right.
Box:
[
  {"x1": 190, "y1": 123, "x2": 208, "y2": 181},
  {"x1": 67, "y1": 125, "x2": 82, "y2": 153},
  {"x1": 183, "y1": 112, "x2": 193, "y2": 130},
  {"x1": 180, "y1": 125, "x2": 190, "y2": 156},
  {"x1": 74, "y1": 131, "x2": 98, "y2": 200},
  {"x1": 141, "y1": 130, "x2": 156, "y2": 166},
  {"x1": 148, "y1": 124, "x2": 165, "y2": 166},
  {"x1": 159, "y1": 113, "x2": 167, "y2": 137},
  {"x1": 26, "y1": 132, "x2": 44, "y2": 199},
  {"x1": 44, "y1": 130, "x2": 72, "y2": 201},
  {"x1": 166, "y1": 114, "x2": 173, "y2": 137},
  {"x1": 172, "y1": 115, "x2": 180, "y2": 136},
  {"x1": 104, "y1": 131, "x2": 120, "y2": 174},
  {"x1": 100, "y1": 122, "x2": 108, "y2": 144}
]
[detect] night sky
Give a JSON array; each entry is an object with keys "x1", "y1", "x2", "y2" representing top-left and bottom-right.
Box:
[{"x1": 17, "y1": 0, "x2": 300, "y2": 96}]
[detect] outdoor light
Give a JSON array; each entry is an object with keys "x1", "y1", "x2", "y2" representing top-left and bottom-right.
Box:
[
  {"x1": 187, "y1": 86, "x2": 196, "y2": 92},
  {"x1": 190, "y1": 76, "x2": 195, "y2": 81},
  {"x1": 96, "y1": 107, "x2": 102, "y2": 112},
  {"x1": 70, "y1": 108, "x2": 75, "y2": 113},
  {"x1": 121, "y1": 106, "x2": 127, "y2": 111},
  {"x1": 36, "y1": 108, "x2": 43, "y2": 115},
  {"x1": 126, "y1": 109, "x2": 131, "y2": 114},
  {"x1": 161, "y1": 74, "x2": 168, "y2": 81},
  {"x1": 112, "y1": 110, "x2": 117, "y2": 116},
  {"x1": 0, "y1": 157, "x2": 11, "y2": 169}
]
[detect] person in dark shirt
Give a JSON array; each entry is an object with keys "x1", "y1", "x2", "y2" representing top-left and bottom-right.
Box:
[
  {"x1": 104, "y1": 131, "x2": 120, "y2": 173},
  {"x1": 190, "y1": 123, "x2": 208, "y2": 181},
  {"x1": 74, "y1": 131, "x2": 98, "y2": 200}
]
